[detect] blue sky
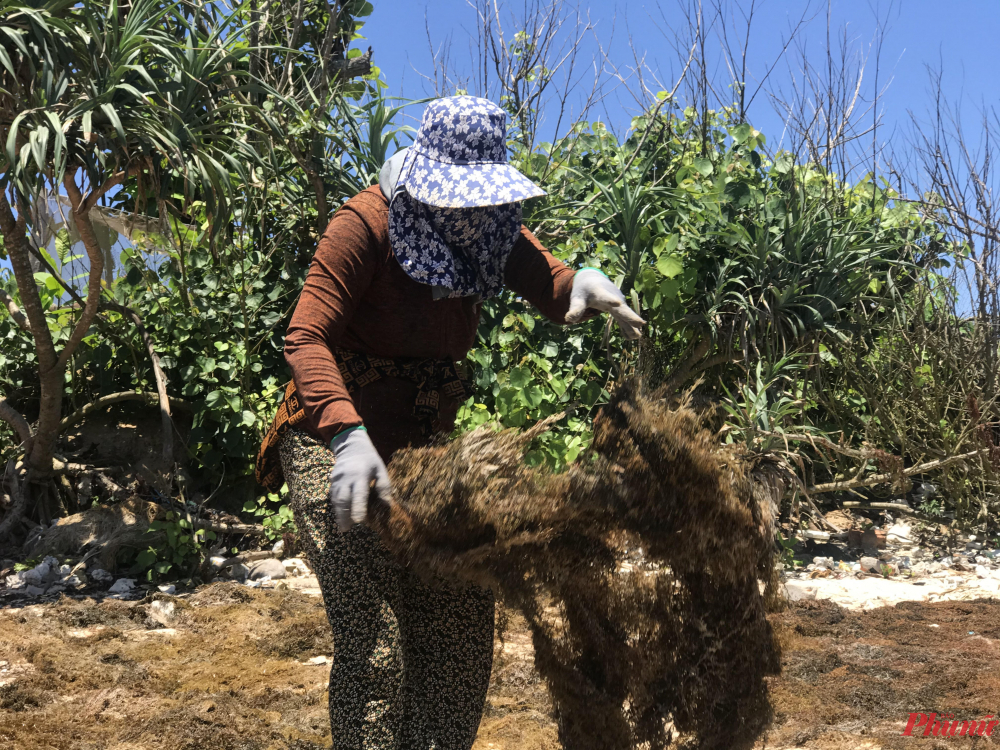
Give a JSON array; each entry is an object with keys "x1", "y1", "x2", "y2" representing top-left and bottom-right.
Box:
[
  {"x1": 363, "y1": 1, "x2": 1000, "y2": 173},
  {"x1": 6, "y1": 2, "x2": 996, "y2": 292}
]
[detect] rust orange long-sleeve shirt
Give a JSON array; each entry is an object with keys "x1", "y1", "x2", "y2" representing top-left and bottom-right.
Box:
[{"x1": 283, "y1": 186, "x2": 578, "y2": 444}]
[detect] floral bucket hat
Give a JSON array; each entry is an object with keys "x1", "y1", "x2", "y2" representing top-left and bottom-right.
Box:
[
  {"x1": 383, "y1": 96, "x2": 546, "y2": 299},
  {"x1": 400, "y1": 96, "x2": 545, "y2": 207}
]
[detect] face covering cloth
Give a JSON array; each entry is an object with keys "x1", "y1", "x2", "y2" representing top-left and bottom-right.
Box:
[{"x1": 388, "y1": 187, "x2": 522, "y2": 300}]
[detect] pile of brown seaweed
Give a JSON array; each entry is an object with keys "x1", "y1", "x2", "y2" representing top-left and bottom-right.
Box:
[{"x1": 374, "y1": 381, "x2": 786, "y2": 750}]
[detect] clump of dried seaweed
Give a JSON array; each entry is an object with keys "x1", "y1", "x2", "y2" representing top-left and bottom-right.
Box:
[{"x1": 373, "y1": 380, "x2": 786, "y2": 750}]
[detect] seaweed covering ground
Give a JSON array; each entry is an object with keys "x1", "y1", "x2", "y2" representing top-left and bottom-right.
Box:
[
  {"x1": 3, "y1": 584, "x2": 1000, "y2": 749},
  {"x1": 373, "y1": 382, "x2": 787, "y2": 750}
]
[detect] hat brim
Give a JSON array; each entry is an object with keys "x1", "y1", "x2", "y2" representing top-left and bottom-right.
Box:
[{"x1": 401, "y1": 150, "x2": 546, "y2": 208}]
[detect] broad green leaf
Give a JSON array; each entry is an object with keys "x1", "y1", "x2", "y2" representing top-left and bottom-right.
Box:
[
  {"x1": 523, "y1": 384, "x2": 545, "y2": 409},
  {"x1": 653, "y1": 234, "x2": 680, "y2": 256},
  {"x1": 730, "y1": 123, "x2": 752, "y2": 144},
  {"x1": 773, "y1": 152, "x2": 794, "y2": 174},
  {"x1": 656, "y1": 254, "x2": 684, "y2": 279},
  {"x1": 509, "y1": 366, "x2": 532, "y2": 389}
]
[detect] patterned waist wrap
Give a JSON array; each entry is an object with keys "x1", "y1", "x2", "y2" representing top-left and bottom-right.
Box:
[{"x1": 255, "y1": 350, "x2": 471, "y2": 492}]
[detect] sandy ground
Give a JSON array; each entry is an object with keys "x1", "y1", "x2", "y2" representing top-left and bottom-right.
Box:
[
  {"x1": 784, "y1": 570, "x2": 1000, "y2": 609},
  {"x1": 1, "y1": 577, "x2": 999, "y2": 750}
]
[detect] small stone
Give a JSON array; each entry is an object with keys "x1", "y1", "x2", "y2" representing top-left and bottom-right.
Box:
[
  {"x1": 859, "y1": 556, "x2": 881, "y2": 573},
  {"x1": 64, "y1": 575, "x2": 84, "y2": 589},
  {"x1": 148, "y1": 600, "x2": 176, "y2": 627},
  {"x1": 4, "y1": 573, "x2": 25, "y2": 589},
  {"x1": 886, "y1": 522, "x2": 912, "y2": 545},
  {"x1": 25, "y1": 585, "x2": 46, "y2": 596},
  {"x1": 89, "y1": 568, "x2": 114, "y2": 584},
  {"x1": 272, "y1": 539, "x2": 285, "y2": 556},
  {"x1": 282, "y1": 558, "x2": 311, "y2": 577},
  {"x1": 248, "y1": 558, "x2": 286, "y2": 581},
  {"x1": 812, "y1": 556, "x2": 834, "y2": 569},
  {"x1": 228, "y1": 563, "x2": 250, "y2": 582},
  {"x1": 58, "y1": 564, "x2": 72, "y2": 577},
  {"x1": 20, "y1": 565, "x2": 46, "y2": 586},
  {"x1": 158, "y1": 584, "x2": 176, "y2": 595},
  {"x1": 939, "y1": 556, "x2": 954, "y2": 568},
  {"x1": 307, "y1": 655, "x2": 330, "y2": 665},
  {"x1": 108, "y1": 578, "x2": 136, "y2": 594},
  {"x1": 784, "y1": 580, "x2": 818, "y2": 601},
  {"x1": 209, "y1": 556, "x2": 228, "y2": 570},
  {"x1": 976, "y1": 565, "x2": 990, "y2": 579}
]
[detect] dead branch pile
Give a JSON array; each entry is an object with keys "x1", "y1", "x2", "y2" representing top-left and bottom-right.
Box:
[{"x1": 373, "y1": 381, "x2": 786, "y2": 750}]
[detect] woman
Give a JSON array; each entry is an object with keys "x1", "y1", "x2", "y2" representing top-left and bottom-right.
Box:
[{"x1": 256, "y1": 96, "x2": 644, "y2": 749}]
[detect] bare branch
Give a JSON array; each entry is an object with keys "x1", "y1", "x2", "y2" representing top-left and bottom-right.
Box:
[
  {"x1": 0, "y1": 398, "x2": 32, "y2": 452},
  {"x1": 56, "y1": 174, "x2": 106, "y2": 373},
  {"x1": 805, "y1": 447, "x2": 991, "y2": 495},
  {"x1": 82, "y1": 169, "x2": 129, "y2": 213},
  {"x1": 194, "y1": 519, "x2": 267, "y2": 536},
  {"x1": 60, "y1": 391, "x2": 190, "y2": 433},
  {"x1": 101, "y1": 302, "x2": 175, "y2": 467},
  {"x1": 0, "y1": 288, "x2": 29, "y2": 331},
  {"x1": 0, "y1": 464, "x2": 28, "y2": 542},
  {"x1": 330, "y1": 46, "x2": 372, "y2": 81}
]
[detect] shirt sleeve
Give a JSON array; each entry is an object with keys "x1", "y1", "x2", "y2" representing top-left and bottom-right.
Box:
[
  {"x1": 504, "y1": 225, "x2": 578, "y2": 322},
  {"x1": 283, "y1": 200, "x2": 384, "y2": 444}
]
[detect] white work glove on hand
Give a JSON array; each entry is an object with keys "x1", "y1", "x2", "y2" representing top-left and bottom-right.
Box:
[
  {"x1": 566, "y1": 268, "x2": 646, "y2": 340},
  {"x1": 329, "y1": 427, "x2": 392, "y2": 533}
]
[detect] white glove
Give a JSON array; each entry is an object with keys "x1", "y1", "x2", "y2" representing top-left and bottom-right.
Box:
[
  {"x1": 329, "y1": 427, "x2": 392, "y2": 532},
  {"x1": 566, "y1": 268, "x2": 646, "y2": 340}
]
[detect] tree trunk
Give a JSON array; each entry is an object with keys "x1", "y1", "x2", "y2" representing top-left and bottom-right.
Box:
[
  {"x1": 0, "y1": 180, "x2": 109, "y2": 531},
  {"x1": 0, "y1": 192, "x2": 62, "y2": 479}
]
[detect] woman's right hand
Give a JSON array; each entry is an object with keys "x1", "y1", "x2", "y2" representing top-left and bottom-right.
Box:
[{"x1": 329, "y1": 427, "x2": 393, "y2": 532}]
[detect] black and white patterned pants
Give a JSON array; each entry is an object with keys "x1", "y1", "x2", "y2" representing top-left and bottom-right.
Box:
[{"x1": 279, "y1": 428, "x2": 495, "y2": 750}]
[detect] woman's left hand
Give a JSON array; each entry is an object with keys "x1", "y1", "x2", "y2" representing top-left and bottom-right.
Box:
[{"x1": 566, "y1": 269, "x2": 645, "y2": 340}]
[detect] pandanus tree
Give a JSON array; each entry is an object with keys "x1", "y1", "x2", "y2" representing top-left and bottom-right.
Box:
[{"x1": 0, "y1": 0, "x2": 257, "y2": 537}]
